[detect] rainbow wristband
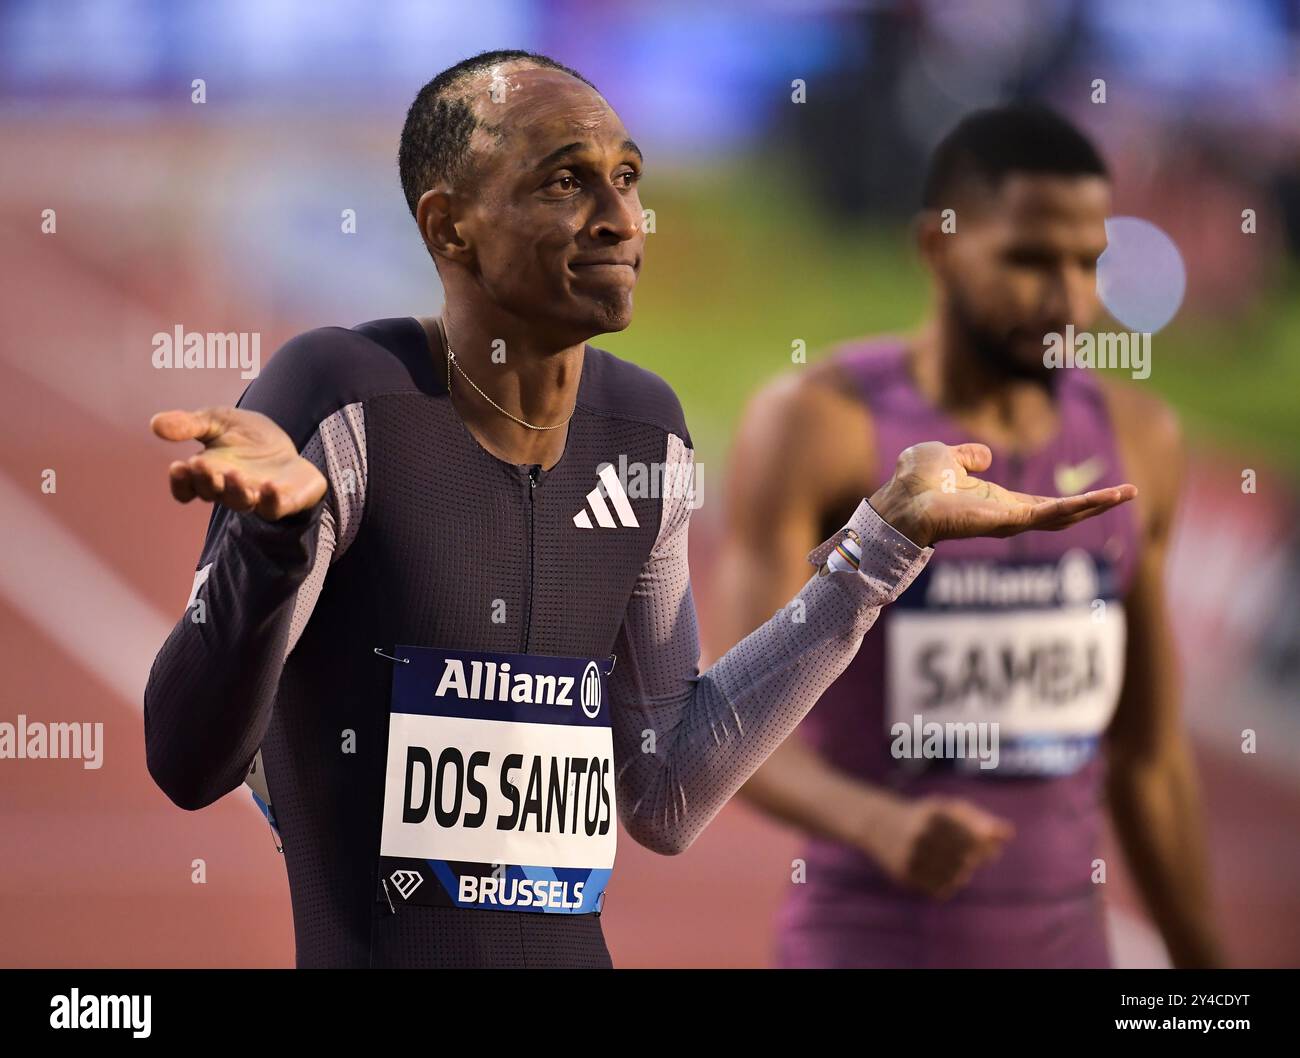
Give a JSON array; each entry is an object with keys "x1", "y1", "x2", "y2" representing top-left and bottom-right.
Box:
[{"x1": 826, "y1": 533, "x2": 862, "y2": 573}]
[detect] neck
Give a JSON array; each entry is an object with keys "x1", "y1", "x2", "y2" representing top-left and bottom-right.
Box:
[
  {"x1": 431, "y1": 290, "x2": 586, "y2": 470},
  {"x1": 910, "y1": 309, "x2": 1059, "y2": 454}
]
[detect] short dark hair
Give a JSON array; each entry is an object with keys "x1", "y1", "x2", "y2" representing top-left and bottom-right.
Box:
[
  {"x1": 398, "y1": 49, "x2": 598, "y2": 218},
  {"x1": 921, "y1": 104, "x2": 1108, "y2": 210}
]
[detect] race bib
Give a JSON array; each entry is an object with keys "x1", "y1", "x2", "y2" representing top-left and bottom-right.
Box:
[
  {"x1": 376, "y1": 646, "x2": 616, "y2": 914},
  {"x1": 885, "y1": 550, "x2": 1126, "y2": 777}
]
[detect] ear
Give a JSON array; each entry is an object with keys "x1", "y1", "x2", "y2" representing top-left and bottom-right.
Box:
[
  {"x1": 416, "y1": 187, "x2": 474, "y2": 267},
  {"x1": 913, "y1": 208, "x2": 945, "y2": 273}
]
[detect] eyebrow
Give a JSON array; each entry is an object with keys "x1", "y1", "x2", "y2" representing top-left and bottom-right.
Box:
[
  {"x1": 1003, "y1": 241, "x2": 1107, "y2": 261},
  {"x1": 531, "y1": 138, "x2": 644, "y2": 170}
]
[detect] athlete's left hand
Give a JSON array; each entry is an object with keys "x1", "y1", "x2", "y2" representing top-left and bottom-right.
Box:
[{"x1": 869, "y1": 441, "x2": 1136, "y2": 548}]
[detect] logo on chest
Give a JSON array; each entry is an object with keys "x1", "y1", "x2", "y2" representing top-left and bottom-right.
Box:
[
  {"x1": 1054, "y1": 455, "x2": 1107, "y2": 497},
  {"x1": 573, "y1": 464, "x2": 640, "y2": 529},
  {"x1": 569, "y1": 455, "x2": 699, "y2": 529}
]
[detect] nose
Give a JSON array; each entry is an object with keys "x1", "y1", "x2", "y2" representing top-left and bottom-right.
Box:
[
  {"x1": 1064, "y1": 260, "x2": 1101, "y2": 327},
  {"x1": 1042, "y1": 263, "x2": 1098, "y2": 329},
  {"x1": 587, "y1": 179, "x2": 641, "y2": 243}
]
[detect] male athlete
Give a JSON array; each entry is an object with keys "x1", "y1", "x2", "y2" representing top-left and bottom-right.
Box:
[
  {"x1": 719, "y1": 106, "x2": 1221, "y2": 968},
  {"x1": 143, "y1": 57, "x2": 1131, "y2": 968}
]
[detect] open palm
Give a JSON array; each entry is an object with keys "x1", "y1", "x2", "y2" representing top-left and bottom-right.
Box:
[
  {"x1": 150, "y1": 406, "x2": 327, "y2": 521},
  {"x1": 874, "y1": 441, "x2": 1136, "y2": 547}
]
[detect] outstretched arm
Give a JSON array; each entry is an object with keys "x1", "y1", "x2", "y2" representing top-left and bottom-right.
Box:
[{"x1": 611, "y1": 433, "x2": 1134, "y2": 854}]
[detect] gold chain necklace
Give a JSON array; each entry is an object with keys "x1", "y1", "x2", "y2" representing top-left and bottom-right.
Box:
[{"x1": 438, "y1": 318, "x2": 575, "y2": 432}]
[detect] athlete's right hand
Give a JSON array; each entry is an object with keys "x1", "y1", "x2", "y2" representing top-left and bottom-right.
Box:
[
  {"x1": 150, "y1": 407, "x2": 327, "y2": 521},
  {"x1": 872, "y1": 795, "x2": 1015, "y2": 900}
]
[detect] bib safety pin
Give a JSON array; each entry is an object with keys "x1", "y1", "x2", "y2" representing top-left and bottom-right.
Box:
[
  {"x1": 373, "y1": 648, "x2": 410, "y2": 664},
  {"x1": 604, "y1": 654, "x2": 617, "y2": 676}
]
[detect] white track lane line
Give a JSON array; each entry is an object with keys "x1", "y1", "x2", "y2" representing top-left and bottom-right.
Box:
[{"x1": 0, "y1": 469, "x2": 262, "y2": 816}]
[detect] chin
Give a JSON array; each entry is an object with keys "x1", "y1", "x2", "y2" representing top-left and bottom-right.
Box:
[
  {"x1": 1004, "y1": 353, "x2": 1054, "y2": 382},
  {"x1": 583, "y1": 295, "x2": 635, "y2": 336}
]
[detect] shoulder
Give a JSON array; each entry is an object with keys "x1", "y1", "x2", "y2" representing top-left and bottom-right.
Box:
[
  {"x1": 1096, "y1": 377, "x2": 1184, "y2": 468},
  {"x1": 757, "y1": 360, "x2": 868, "y2": 430},
  {"x1": 744, "y1": 346, "x2": 878, "y2": 461},
  {"x1": 236, "y1": 317, "x2": 430, "y2": 448},
  {"x1": 579, "y1": 344, "x2": 692, "y2": 450},
  {"x1": 728, "y1": 355, "x2": 876, "y2": 524}
]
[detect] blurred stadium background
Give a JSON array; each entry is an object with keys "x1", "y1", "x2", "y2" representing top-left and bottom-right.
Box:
[{"x1": 1, "y1": 0, "x2": 1297, "y2": 967}]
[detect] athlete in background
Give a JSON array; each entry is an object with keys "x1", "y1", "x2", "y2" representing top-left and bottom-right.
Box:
[{"x1": 718, "y1": 106, "x2": 1222, "y2": 968}]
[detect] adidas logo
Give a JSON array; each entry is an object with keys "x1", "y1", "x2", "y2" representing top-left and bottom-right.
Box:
[
  {"x1": 573, "y1": 465, "x2": 640, "y2": 529},
  {"x1": 389, "y1": 869, "x2": 424, "y2": 900}
]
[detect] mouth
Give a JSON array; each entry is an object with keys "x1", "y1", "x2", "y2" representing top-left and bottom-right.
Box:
[
  {"x1": 571, "y1": 259, "x2": 637, "y2": 270},
  {"x1": 568, "y1": 259, "x2": 639, "y2": 286}
]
